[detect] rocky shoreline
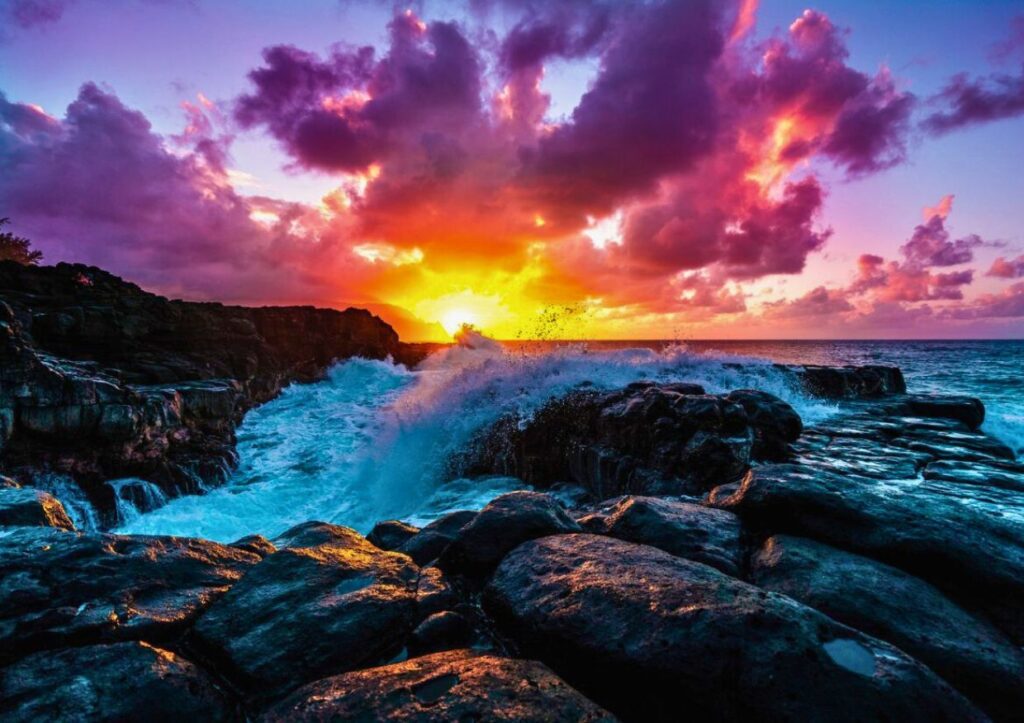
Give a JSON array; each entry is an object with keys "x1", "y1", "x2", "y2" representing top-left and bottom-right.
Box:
[{"x1": 2, "y1": 263, "x2": 1024, "y2": 721}]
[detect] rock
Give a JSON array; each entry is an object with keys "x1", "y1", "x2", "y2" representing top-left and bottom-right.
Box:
[
  {"x1": 923, "y1": 459, "x2": 1024, "y2": 493},
  {"x1": 192, "y1": 523, "x2": 420, "y2": 696},
  {"x1": 367, "y1": 519, "x2": 420, "y2": 551},
  {"x1": 0, "y1": 487, "x2": 75, "y2": 530},
  {"x1": 795, "y1": 365, "x2": 906, "y2": 398},
  {"x1": 725, "y1": 389, "x2": 803, "y2": 459},
  {"x1": 751, "y1": 535, "x2": 1024, "y2": 719},
  {"x1": 485, "y1": 534, "x2": 982, "y2": 722},
  {"x1": 408, "y1": 611, "x2": 475, "y2": 657},
  {"x1": 465, "y1": 384, "x2": 800, "y2": 499},
  {"x1": 577, "y1": 496, "x2": 744, "y2": 577},
  {"x1": 398, "y1": 510, "x2": 476, "y2": 566},
  {"x1": 0, "y1": 260, "x2": 418, "y2": 518},
  {"x1": 415, "y1": 566, "x2": 460, "y2": 618},
  {"x1": 438, "y1": 492, "x2": 581, "y2": 577},
  {"x1": 229, "y1": 534, "x2": 277, "y2": 557},
  {"x1": 0, "y1": 527, "x2": 259, "y2": 662},
  {"x1": 0, "y1": 641, "x2": 235, "y2": 722},
  {"x1": 906, "y1": 395, "x2": 984, "y2": 430},
  {"x1": 707, "y1": 464, "x2": 1024, "y2": 635},
  {"x1": 263, "y1": 649, "x2": 615, "y2": 722}
]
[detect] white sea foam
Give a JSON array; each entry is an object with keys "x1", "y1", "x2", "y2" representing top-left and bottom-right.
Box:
[{"x1": 119, "y1": 337, "x2": 836, "y2": 542}]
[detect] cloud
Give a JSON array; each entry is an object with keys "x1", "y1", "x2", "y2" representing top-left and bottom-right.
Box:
[
  {"x1": 3, "y1": 0, "x2": 73, "y2": 29},
  {"x1": 987, "y1": 254, "x2": 1024, "y2": 278},
  {"x1": 922, "y1": 67, "x2": 1024, "y2": 134},
  {"x1": 943, "y1": 282, "x2": 1024, "y2": 319}
]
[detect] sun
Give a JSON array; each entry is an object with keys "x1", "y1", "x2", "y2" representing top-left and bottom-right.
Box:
[{"x1": 440, "y1": 308, "x2": 479, "y2": 336}]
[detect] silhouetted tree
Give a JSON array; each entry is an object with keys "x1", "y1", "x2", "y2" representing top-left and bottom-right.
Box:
[{"x1": 0, "y1": 218, "x2": 42, "y2": 265}]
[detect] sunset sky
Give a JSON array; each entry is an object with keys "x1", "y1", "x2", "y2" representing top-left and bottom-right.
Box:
[{"x1": 2, "y1": 0, "x2": 1023, "y2": 340}]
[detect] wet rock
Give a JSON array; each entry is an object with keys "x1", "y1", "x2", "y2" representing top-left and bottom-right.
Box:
[
  {"x1": 0, "y1": 487, "x2": 75, "y2": 530},
  {"x1": 485, "y1": 534, "x2": 982, "y2": 722},
  {"x1": 0, "y1": 641, "x2": 235, "y2": 722},
  {"x1": 707, "y1": 465, "x2": 1024, "y2": 620},
  {"x1": 577, "y1": 496, "x2": 744, "y2": 577},
  {"x1": 465, "y1": 384, "x2": 800, "y2": 499},
  {"x1": 192, "y1": 522, "x2": 420, "y2": 696},
  {"x1": 906, "y1": 395, "x2": 984, "y2": 430},
  {"x1": 408, "y1": 611, "x2": 476, "y2": 657},
  {"x1": 263, "y1": 649, "x2": 615, "y2": 722},
  {"x1": 725, "y1": 389, "x2": 803, "y2": 459},
  {"x1": 416, "y1": 566, "x2": 460, "y2": 618},
  {"x1": 438, "y1": 492, "x2": 581, "y2": 577},
  {"x1": 795, "y1": 364, "x2": 906, "y2": 398},
  {"x1": 923, "y1": 459, "x2": 1024, "y2": 493},
  {"x1": 367, "y1": 519, "x2": 420, "y2": 551},
  {"x1": 751, "y1": 535, "x2": 1024, "y2": 719},
  {"x1": 229, "y1": 534, "x2": 276, "y2": 557},
  {"x1": 398, "y1": 510, "x2": 476, "y2": 566},
  {"x1": 0, "y1": 527, "x2": 259, "y2": 661}
]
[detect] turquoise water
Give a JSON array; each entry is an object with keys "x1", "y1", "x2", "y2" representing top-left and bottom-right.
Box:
[{"x1": 118, "y1": 338, "x2": 1021, "y2": 541}]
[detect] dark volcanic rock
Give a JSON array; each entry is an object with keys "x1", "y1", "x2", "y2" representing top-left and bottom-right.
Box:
[
  {"x1": 367, "y1": 519, "x2": 420, "y2": 551},
  {"x1": 725, "y1": 389, "x2": 803, "y2": 459},
  {"x1": 0, "y1": 527, "x2": 259, "y2": 662},
  {"x1": 578, "y1": 496, "x2": 745, "y2": 577},
  {"x1": 0, "y1": 261, "x2": 416, "y2": 518},
  {"x1": 0, "y1": 641, "x2": 235, "y2": 722},
  {"x1": 438, "y1": 492, "x2": 581, "y2": 577},
  {"x1": 0, "y1": 487, "x2": 75, "y2": 530},
  {"x1": 408, "y1": 611, "x2": 476, "y2": 657},
  {"x1": 795, "y1": 364, "x2": 906, "y2": 398},
  {"x1": 398, "y1": 510, "x2": 476, "y2": 566},
  {"x1": 192, "y1": 523, "x2": 420, "y2": 696},
  {"x1": 464, "y1": 383, "x2": 801, "y2": 499},
  {"x1": 485, "y1": 534, "x2": 982, "y2": 722},
  {"x1": 751, "y1": 535, "x2": 1024, "y2": 719},
  {"x1": 263, "y1": 649, "x2": 615, "y2": 722},
  {"x1": 905, "y1": 395, "x2": 985, "y2": 430},
  {"x1": 707, "y1": 464, "x2": 1024, "y2": 637},
  {"x1": 923, "y1": 458, "x2": 1024, "y2": 493}
]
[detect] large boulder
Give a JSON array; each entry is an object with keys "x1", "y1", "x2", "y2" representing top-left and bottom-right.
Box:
[
  {"x1": 577, "y1": 496, "x2": 744, "y2": 577},
  {"x1": 192, "y1": 522, "x2": 420, "y2": 697},
  {"x1": 367, "y1": 519, "x2": 420, "y2": 551},
  {"x1": 263, "y1": 649, "x2": 615, "y2": 722},
  {"x1": 905, "y1": 395, "x2": 985, "y2": 430},
  {"x1": 0, "y1": 641, "x2": 235, "y2": 722},
  {"x1": 397, "y1": 510, "x2": 476, "y2": 566},
  {"x1": 485, "y1": 534, "x2": 982, "y2": 722},
  {"x1": 794, "y1": 365, "x2": 906, "y2": 398},
  {"x1": 707, "y1": 464, "x2": 1024, "y2": 626},
  {"x1": 0, "y1": 527, "x2": 260, "y2": 662},
  {"x1": 725, "y1": 389, "x2": 802, "y2": 459},
  {"x1": 751, "y1": 535, "x2": 1024, "y2": 719},
  {"x1": 438, "y1": 492, "x2": 581, "y2": 577},
  {"x1": 0, "y1": 487, "x2": 75, "y2": 530}
]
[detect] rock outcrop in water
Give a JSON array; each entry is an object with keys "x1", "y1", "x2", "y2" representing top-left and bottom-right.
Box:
[
  {"x1": 2, "y1": 262, "x2": 1024, "y2": 720},
  {"x1": 0, "y1": 261, "x2": 421, "y2": 522}
]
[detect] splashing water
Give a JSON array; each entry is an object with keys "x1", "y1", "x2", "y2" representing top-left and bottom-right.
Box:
[{"x1": 118, "y1": 337, "x2": 834, "y2": 542}]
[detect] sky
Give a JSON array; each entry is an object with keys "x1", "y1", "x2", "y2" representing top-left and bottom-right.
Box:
[{"x1": 1, "y1": 0, "x2": 1023, "y2": 340}]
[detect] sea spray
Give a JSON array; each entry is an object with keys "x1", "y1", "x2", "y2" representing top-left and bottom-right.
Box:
[{"x1": 119, "y1": 336, "x2": 833, "y2": 542}]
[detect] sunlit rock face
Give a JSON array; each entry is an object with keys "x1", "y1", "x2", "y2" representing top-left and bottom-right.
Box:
[
  {"x1": 191, "y1": 522, "x2": 421, "y2": 698},
  {"x1": 0, "y1": 486, "x2": 74, "y2": 530},
  {"x1": 0, "y1": 527, "x2": 260, "y2": 661},
  {"x1": 484, "y1": 534, "x2": 984, "y2": 722},
  {"x1": 264, "y1": 649, "x2": 616, "y2": 722}
]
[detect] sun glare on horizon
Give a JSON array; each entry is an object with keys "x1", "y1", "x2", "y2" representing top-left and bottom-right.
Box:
[{"x1": 440, "y1": 308, "x2": 480, "y2": 336}]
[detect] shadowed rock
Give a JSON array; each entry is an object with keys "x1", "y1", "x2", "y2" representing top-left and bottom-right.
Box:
[
  {"x1": 0, "y1": 641, "x2": 235, "y2": 722},
  {"x1": 751, "y1": 535, "x2": 1024, "y2": 719},
  {"x1": 438, "y1": 492, "x2": 581, "y2": 577},
  {"x1": 578, "y1": 495, "x2": 744, "y2": 577},
  {"x1": 484, "y1": 534, "x2": 983, "y2": 722},
  {"x1": 398, "y1": 510, "x2": 476, "y2": 566},
  {"x1": 0, "y1": 487, "x2": 75, "y2": 530},
  {"x1": 367, "y1": 519, "x2": 420, "y2": 551},
  {"x1": 263, "y1": 649, "x2": 615, "y2": 722},
  {"x1": 408, "y1": 611, "x2": 476, "y2": 657},
  {"x1": 0, "y1": 527, "x2": 260, "y2": 662},
  {"x1": 192, "y1": 522, "x2": 420, "y2": 697},
  {"x1": 794, "y1": 365, "x2": 906, "y2": 398}
]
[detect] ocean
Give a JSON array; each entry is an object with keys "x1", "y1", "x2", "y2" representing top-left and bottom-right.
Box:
[{"x1": 118, "y1": 338, "x2": 1023, "y2": 542}]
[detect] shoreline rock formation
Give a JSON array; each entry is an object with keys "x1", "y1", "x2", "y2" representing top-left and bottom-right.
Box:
[
  {"x1": 0, "y1": 261, "x2": 424, "y2": 523},
  {"x1": 2, "y1": 261, "x2": 1023, "y2": 720}
]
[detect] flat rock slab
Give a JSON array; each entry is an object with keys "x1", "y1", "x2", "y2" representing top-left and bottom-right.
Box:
[
  {"x1": 578, "y1": 495, "x2": 744, "y2": 577},
  {"x1": 0, "y1": 487, "x2": 74, "y2": 530},
  {"x1": 192, "y1": 523, "x2": 420, "y2": 697},
  {"x1": 707, "y1": 464, "x2": 1024, "y2": 605},
  {"x1": 0, "y1": 641, "x2": 235, "y2": 722},
  {"x1": 0, "y1": 527, "x2": 260, "y2": 661},
  {"x1": 485, "y1": 534, "x2": 982, "y2": 722},
  {"x1": 263, "y1": 649, "x2": 615, "y2": 722},
  {"x1": 751, "y1": 535, "x2": 1024, "y2": 719}
]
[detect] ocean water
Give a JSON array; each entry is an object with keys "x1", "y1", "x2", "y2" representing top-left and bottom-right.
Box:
[{"x1": 118, "y1": 337, "x2": 1022, "y2": 542}]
